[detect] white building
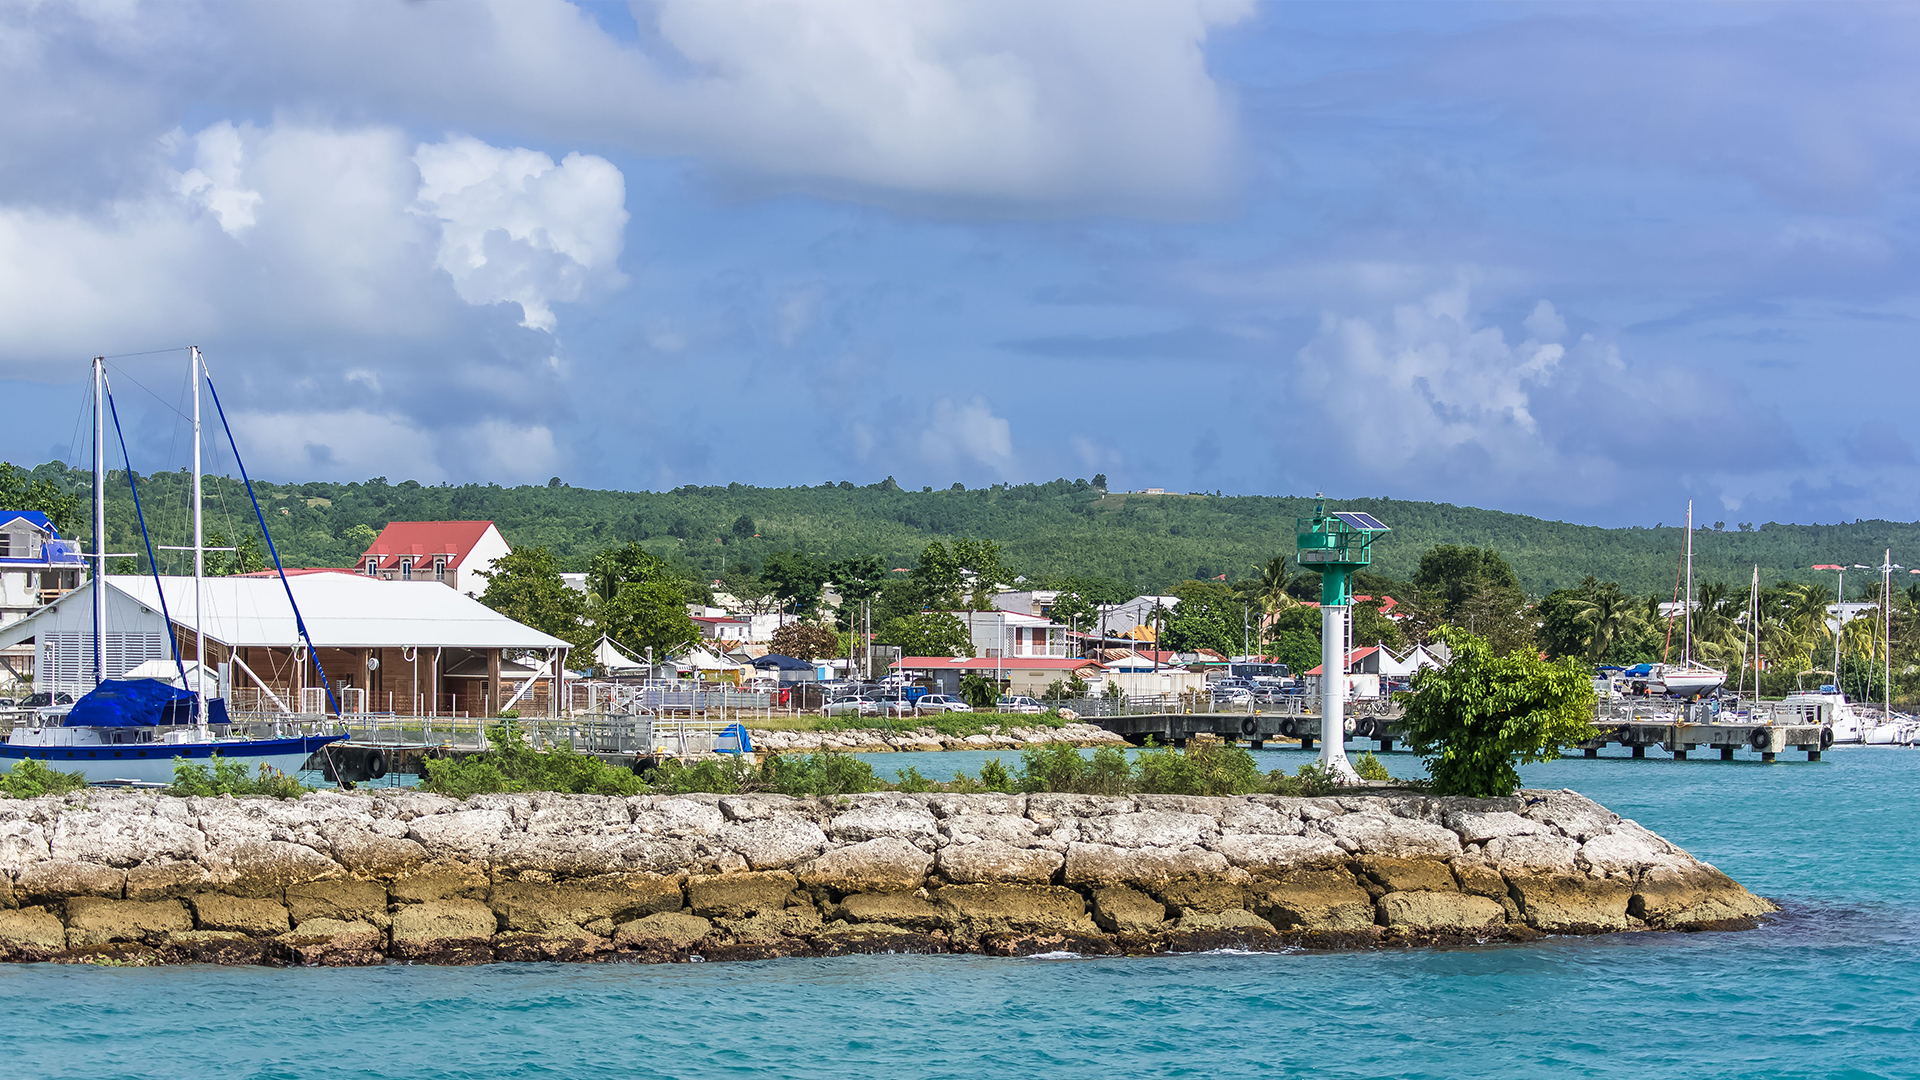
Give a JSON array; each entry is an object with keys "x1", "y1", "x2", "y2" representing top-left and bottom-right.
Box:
[
  {"x1": 958, "y1": 610, "x2": 1071, "y2": 659},
  {"x1": 0, "y1": 512, "x2": 86, "y2": 689},
  {"x1": 1093, "y1": 595, "x2": 1180, "y2": 638}
]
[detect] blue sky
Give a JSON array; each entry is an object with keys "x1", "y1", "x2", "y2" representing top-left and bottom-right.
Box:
[{"x1": 0, "y1": 1, "x2": 1913, "y2": 528}]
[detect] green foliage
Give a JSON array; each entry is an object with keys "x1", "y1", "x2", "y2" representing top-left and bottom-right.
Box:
[
  {"x1": 756, "y1": 750, "x2": 883, "y2": 796},
  {"x1": 0, "y1": 759, "x2": 89, "y2": 798},
  {"x1": 421, "y1": 724, "x2": 647, "y2": 797},
  {"x1": 166, "y1": 755, "x2": 310, "y2": 799},
  {"x1": 644, "y1": 756, "x2": 754, "y2": 796},
  {"x1": 1398, "y1": 626, "x2": 1600, "y2": 797},
  {"x1": 1131, "y1": 739, "x2": 1263, "y2": 795},
  {"x1": 1353, "y1": 751, "x2": 1391, "y2": 782},
  {"x1": 762, "y1": 551, "x2": 832, "y2": 613},
  {"x1": 1266, "y1": 604, "x2": 1322, "y2": 673},
  {"x1": 0, "y1": 461, "x2": 82, "y2": 536},
  {"x1": 596, "y1": 579, "x2": 700, "y2": 658},
  {"x1": 894, "y1": 766, "x2": 934, "y2": 793},
  {"x1": 477, "y1": 546, "x2": 589, "y2": 647},
  {"x1": 1273, "y1": 762, "x2": 1343, "y2": 796},
  {"x1": 1162, "y1": 579, "x2": 1245, "y2": 654},
  {"x1": 881, "y1": 610, "x2": 971, "y2": 657},
  {"x1": 977, "y1": 758, "x2": 1015, "y2": 793},
  {"x1": 205, "y1": 530, "x2": 266, "y2": 576},
  {"x1": 959, "y1": 672, "x2": 998, "y2": 710}
]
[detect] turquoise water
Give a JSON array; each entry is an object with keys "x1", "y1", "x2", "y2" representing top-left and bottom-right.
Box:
[{"x1": 4, "y1": 748, "x2": 1918, "y2": 1079}]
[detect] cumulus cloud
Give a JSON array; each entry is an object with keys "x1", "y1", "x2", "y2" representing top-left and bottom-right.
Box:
[
  {"x1": 919, "y1": 396, "x2": 1017, "y2": 477},
  {"x1": 414, "y1": 136, "x2": 627, "y2": 331},
  {"x1": 1286, "y1": 281, "x2": 1803, "y2": 514},
  {"x1": 227, "y1": 409, "x2": 559, "y2": 486}
]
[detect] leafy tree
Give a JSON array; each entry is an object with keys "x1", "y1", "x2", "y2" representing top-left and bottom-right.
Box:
[
  {"x1": 717, "y1": 562, "x2": 778, "y2": 613},
  {"x1": 1267, "y1": 605, "x2": 1322, "y2": 674},
  {"x1": 1410, "y1": 544, "x2": 1529, "y2": 650},
  {"x1": 1398, "y1": 626, "x2": 1598, "y2": 797},
  {"x1": 828, "y1": 554, "x2": 887, "y2": 632},
  {"x1": 1163, "y1": 579, "x2": 1242, "y2": 654},
  {"x1": 588, "y1": 542, "x2": 680, "y2": 604},
  {"x1": 731, "y1": 514, "x2": 756, "y2": 539},
  {"x1": 1048, "y1": 589, "x2": 1096, "y2": 633},
  {"x1": 770, "y1": 621, "x2": 839, "y2": 661},
  {"x1": 596, "y1": 579, "x2": 698, "y2": 657},
  {"x1": 1351, "y1": 599, "x2": 1406, "y2": 653},
  {"x1": 959, "y1": 672, "x2": 998, "y2": 710},
  {"x1": 342, "y1": 523, "x2": 378, "y2": 552},
  {"x1": 1534, "y1": 581, "x2": 1595, "y2": 659},
  {"x1": 879, "y1": 610, "x2": 971, "y2": 657},
  {"x1": 0, "y1": 462, "x2": 82, "y2": 537},
  {"x1": 478, "y1": 547, "x2": 588, "y2": 647},
  {"x1": 763, "y1": 550, "x2": 832, "y2": 613},
  {"x1": 205, "y1": 530, "x2": 266, "y2": 576}
]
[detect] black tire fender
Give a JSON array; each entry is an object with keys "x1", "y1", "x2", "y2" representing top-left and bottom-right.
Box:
[
  {"x1": 1240, "y1": 716, "x2": 1259, "y2": 738},
  {"x1": 1820, "y1": 726, "x2": 1835, "y2": 749},
  {"x1": 1748, "y1": 728, "x2": 1770, "y2": 751},
  {"x1": 365, "y1": 750, "x2": 388, "y2": 780},
  {"x1": 1279, "y1": 718, "x2": 1298, "y2": 739}
]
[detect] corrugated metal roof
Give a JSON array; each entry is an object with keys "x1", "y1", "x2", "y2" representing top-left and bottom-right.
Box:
[{"x1": 108, "y1": 574, "x2": 569, "y2": 650}]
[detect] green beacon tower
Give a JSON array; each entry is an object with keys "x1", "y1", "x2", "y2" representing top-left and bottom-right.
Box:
[{"x1": 1295, "y1": 497, "x2": 1389, "y2": 780}]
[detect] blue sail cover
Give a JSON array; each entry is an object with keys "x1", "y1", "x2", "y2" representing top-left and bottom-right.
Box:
[{"x1": 65, "y1": 678, "x2": 196, "y2": 728}]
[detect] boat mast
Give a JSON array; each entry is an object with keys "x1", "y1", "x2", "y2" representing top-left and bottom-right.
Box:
[
  {"x1": 192, "y1": 346, "x2": 206, "y2": 736},
  {"x1": 1885, "y1": 549, "x2": 1893, "y2": 723},
  {"x1": 1683, "y1": 500, "x2": 1694, "y2": 665},
  {"x1": 92, "y1": 356, "x2": 106, "y2": 689}
]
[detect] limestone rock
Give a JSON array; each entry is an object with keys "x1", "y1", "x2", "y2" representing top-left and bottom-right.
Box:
[
  {"x1": 1062, "y1": 843, "x2": 1228, "y2": 887},
  {"x1": 124, "y1": 859, "x2": 215, "y2": 900},
  {"x1": 1357, "y1": 857, "x2": 1458, "y2": 894},
  {"x1": 390, "y1": 859, "x2": 491, "y2": 903},
  {"x1": 278, "y1": 918, "x2": 386, "y2": 966},
  {"x1": 720, "y1": 818, "x2": 828, "y2": 870},
  {"x1": 1378, "y1": 891, "x2": 1506, "y2": 934},
  {"x1": 1321, "y1": 813, "x2": 1463, "y2": 858},
  {"x1": 1577, "y1": 824, "x2": 1683, "y2": 875},
  {"x1": 794, "y1": 837, "x2": 932, "y2": 893},
  {"x1": 1632, "y1": 864, "x2": 1777, "y2": 929},
  {"x1": 1213, "y1": 834, "x2": 1342, "y2": 872},
  {"x1": 936, "y1": 841, "x2": 1063, "y2": 885},
  {"x1": 191, "y1": 894, "x2": 291, "y2": 936},
  {"x1": 687, "y1": 871, "x2": 798, "y2": 918},
  {"x1": 1089, "y1": 886, "x2": 1166, "y2": 934},
  {"x1": 405, "y1": 809, "x2": 512, "y2": 862},
  {"x1": 939, "y1": 814, "x2": 1040, "y2": 846},
  {"x1": 827, "y1": 804, "x2": 941, "y2": 846},
  {"x1": 1249, "y1": 870, "x2": 1375, "y2": 932},
  {"x1": 1481, "y1": 833, "x2": 1581, "y2": 874},
  {"x1": 0, "y1": 907, "x2": 67, "y2": 957},
  {"x1": 65, "y1": 897, "x2": 192, "y2": 948},
  {"x1": 829, "y1": 891, "x2": 948, "y2": 932},
  {"x1": 390, "y1": 899, "x2": 497, "y2": 961},
  {"x1": 614, "y1": 911, "x2": 712, "y2": 948},
  {"x1": 934, "y1": 883, "x2": 1097, "y2": 936},
  {"x1": 325, "y1": 828, "x2": 429, "y2": 877},
  {"x1": 1509, "y1": 873, "x2": 1633, "y2": 933},
  {"x1": 288, "y1": 879, "x2": 392, "y2": 929},
  {"x1": 1519, "y1": 790, "x2": 1621, "y2": 842},
  {"x1": 16, "y1": 860, "x2": 126, "y2": 901},
  {"x1": 1077, "y1": 810, "x2": 1214, "y2": 849},
  {"x1": 1444, "y1": 810, "x2": 1551, "y2": 845}
]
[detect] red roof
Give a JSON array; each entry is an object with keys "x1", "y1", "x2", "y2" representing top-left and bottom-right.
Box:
[
  {"x1": 358, "y1": 521, "x2": 497, "y2": 572},
  {"x1": 892, "y1": 656, "x2": 1102, "y2": 672},
  {"x1": 1304, "y1": 646, "x2": 1380, "y2": 677}
]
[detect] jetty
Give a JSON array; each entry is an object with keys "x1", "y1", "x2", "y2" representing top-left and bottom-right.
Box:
[{"x1": 0, "y1": 787, "x2": 1774, "y2": 966}]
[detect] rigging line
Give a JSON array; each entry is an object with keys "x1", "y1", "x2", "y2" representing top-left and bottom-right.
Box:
[
  {"x1": 105, "y1": 376, "x2": 191, "y2": 689},
  {"x1": 104, "y1": 362, "x2": 194, "y2": 423},
  {"x1": 99, "y1": 346, "x2": 192, "y2": 361},
  {"x1": 203, "y1": 367, "x2": 340, "y2": 717}
]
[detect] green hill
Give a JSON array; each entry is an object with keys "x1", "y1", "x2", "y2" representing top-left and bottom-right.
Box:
[{"x1": 12, "y1": 461, "x2": 1916, "y2": 599}]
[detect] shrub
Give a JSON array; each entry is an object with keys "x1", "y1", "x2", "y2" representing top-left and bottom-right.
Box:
[
  {"x1": 421, "y1": 722, "x2": 646, "y2": 797},
  {"x1": 1082, "y1": 746, "x2": 1132, "y2": 795},
  {"x1": 0, "y1": 759, "x2": 88, "y2": 798},
  {"x1": 167, "y1": 755, "x2": 309, "y2": 799},
  {"x1": 758, "y1": 750, "x2": 881, "y2": 796},
  {"x1": 1353, "y1": 751, "x2": 1391, "y2": 782},
  {"x1": 977, "y1": 758, "x2": 1015, "y2": 793},
  {"x1": 959, "y1": 673, "x2": 998, "y2": 711},
  {"x1": 1398, "y1": 625, "x2": 1599, "y2": 797},
  {"x1": 894, "y1": 766, "x2": 934, "y2": 793},
  {"x1": 1017, "y1": 742, "x2": 1088, "y2": 792},
  {"x1": 646, "y1": 756, "x2": 752, "y2": 796}
]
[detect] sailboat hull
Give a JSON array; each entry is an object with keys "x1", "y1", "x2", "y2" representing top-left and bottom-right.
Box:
[{"x1": 0, "y1": 735, "x2": 346, "y2": 785}]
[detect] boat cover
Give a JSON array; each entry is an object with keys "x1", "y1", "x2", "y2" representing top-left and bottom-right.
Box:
[
  {"x1": 65, "y1": 678, "x2": 197, "y2": 728},
  {"x1": 715, "y1": 723, "x2": 754, "y2": 755}
]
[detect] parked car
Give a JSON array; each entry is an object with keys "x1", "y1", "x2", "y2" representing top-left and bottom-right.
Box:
[
  {"x1": 914, "y1": 694, "x2": 973, "y2": 714},
  {"x1": 996, "y1": 696, "x2": 1047, "y2": 714},
  {"x1": 822, "y1": 695, "x2": 879, "y2": 717},
  {"x1": 1211, "y1": 686, "x2": 1253, "y2": 705}
]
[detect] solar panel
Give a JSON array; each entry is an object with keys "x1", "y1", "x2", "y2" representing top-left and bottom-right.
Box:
[{"x1": 1333, "y1": 511, "x2": 1389, "y2": 532}]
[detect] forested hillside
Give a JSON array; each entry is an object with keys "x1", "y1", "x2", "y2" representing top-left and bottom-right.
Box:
[{"x1": 8, "y1": 461, "x2": 1917, "y2": 599}]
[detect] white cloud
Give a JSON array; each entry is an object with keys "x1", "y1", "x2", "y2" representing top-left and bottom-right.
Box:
[
  {"x1": 226, "y1": 408, "x2": 559, "y2": 485},
  {"x1": 175, "y1": 121, "x2": 260, "y2": 234},
  {"x1": 414, "y1": 136, "x2": 628, "y2": 331},
  {"x1": 919, "y1": 396, "x2": 1016, "y2": 476}
]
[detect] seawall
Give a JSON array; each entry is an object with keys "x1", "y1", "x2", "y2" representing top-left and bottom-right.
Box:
[
  {"x1": 0, "y1": 788, "x2": 1775, "y2": 966},
  {"x1": 748, "y1": 721, "x2": 1127, "y2": 753}
]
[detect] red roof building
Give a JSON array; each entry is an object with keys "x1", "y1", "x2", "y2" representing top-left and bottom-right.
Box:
[{"x1": 355, "y1": 521, "x2": 511, "y2": 597}]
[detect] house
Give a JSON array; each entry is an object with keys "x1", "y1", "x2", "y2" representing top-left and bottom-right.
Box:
[
  {"x1": 1092, "y1": 595, "x2": 1180, "y2": 639},
  {"x1": 992, "y1": 590, "x2": 1062, "y2": 618},
  {"x1": 957, "y1": 610, "x2": 1071, "y2": 659},
  {"x1": 0, "y1": 512, "x2": 86, "y2": 688},
  {"x1": 355, "y1": 521, "x2": 511, "y2": 597},
  {"x1": 0, "y1": 573, "x2": 569, "y2": 716},
  {"x1": 892, "y1": 655, "x2": 1104, "y2": 697}
]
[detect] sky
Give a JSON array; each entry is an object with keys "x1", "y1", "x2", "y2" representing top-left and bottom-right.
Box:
[{"x1": 0, "y1": 1, "x2": 1914, "y2": 528}]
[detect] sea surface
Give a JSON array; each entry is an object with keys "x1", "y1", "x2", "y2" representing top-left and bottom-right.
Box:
[{"x1": 4, "y1": 746, "x2": 1918, "y2": 1079}]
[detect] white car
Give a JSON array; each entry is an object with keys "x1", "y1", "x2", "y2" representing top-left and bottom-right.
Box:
[
  {"x1": 914, "y1": 694, "x2": 973, "y2": 714},
  {"x1": 822, "y1": 696, "x2": 879, "y2": 717},
  {"x1": 996, "y1": 696, "x2": 1047, "y2": 714}
]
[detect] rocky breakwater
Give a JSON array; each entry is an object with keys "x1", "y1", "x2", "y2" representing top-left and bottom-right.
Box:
[
  {"x1": 0, "y1": 788, "x2": 1773, "y2": 966},
  {"x1": 750, "y1": 721, "x2": 1126, "y2": 753}
]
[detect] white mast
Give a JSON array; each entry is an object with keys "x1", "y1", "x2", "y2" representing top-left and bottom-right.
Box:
[
  {"x1": 92, "y1": 356, "x2": 106, "y2": 688},
  {"x1": 1885, "y1": 549, "x2": 1893, "y2": 723},
  {"x1": 1683, "y1": 500, "x2": 1694, "y2": 665},
  {"x1": 192, "y1": 346, "x2": 207, "y2": 735}
]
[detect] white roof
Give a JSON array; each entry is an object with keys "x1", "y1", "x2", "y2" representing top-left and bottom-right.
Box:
[{"x1": 101, "y1": 574, "x2": 569, "y2": 651}]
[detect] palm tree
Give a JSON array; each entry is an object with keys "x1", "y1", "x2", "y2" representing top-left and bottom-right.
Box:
[
  {"x1": 1690, "y1": 580, "x2": 1742, "y2": 663},
  {"x1": 1573, "y1": 582, "x2": 1642, "y2": 661}
]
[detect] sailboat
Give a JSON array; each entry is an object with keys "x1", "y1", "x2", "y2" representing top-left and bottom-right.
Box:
[
  {"x1": 1649, "y1": 501, "x2": 1727, "y2": 700},
  {"x1": 1, "y1": 350, "x2": 346, "y2": 784}
]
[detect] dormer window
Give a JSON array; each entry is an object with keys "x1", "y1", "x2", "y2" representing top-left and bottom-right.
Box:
[
  {"x1": 399, "y1": 557, "x2": 413, "y2": 581},
  {"x1": 433, "y1": 556, "x2": 447, "y2": 581},
  {"x1": 365, "y1": 557, "x2": 379, "y2": 576}
]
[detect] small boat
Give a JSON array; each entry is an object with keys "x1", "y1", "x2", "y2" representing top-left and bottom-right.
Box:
[
  {"x1": 1656, "y1": 502, "x2": 1726, "y2": 700},
  {"x1": 3, "y1": 351, "x2": 346, "y2": 784},
  {"x1": 1779, "y1": 685, "x2": 1863, "y2": 743}
]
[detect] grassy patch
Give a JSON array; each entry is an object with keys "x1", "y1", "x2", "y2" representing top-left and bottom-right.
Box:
[
  {"x1": 166, "y1": 755, "x2": 310, "y2": 799},
  {"x1": 0, "y1": 759, "x2": 89, "y2": 798}
]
